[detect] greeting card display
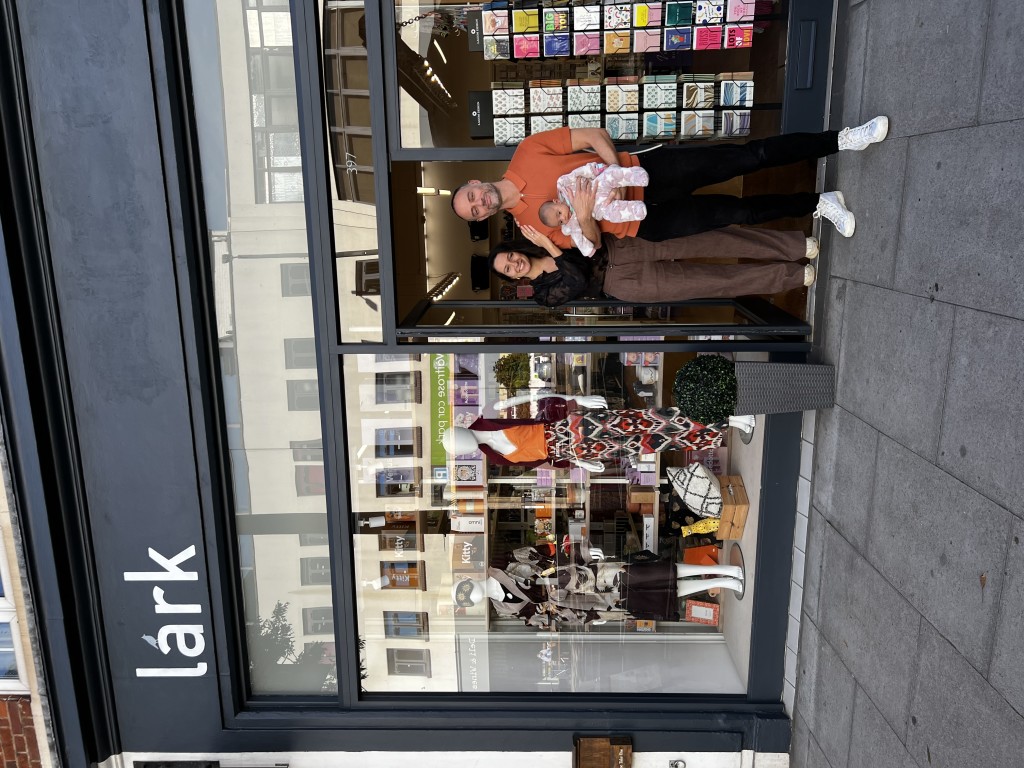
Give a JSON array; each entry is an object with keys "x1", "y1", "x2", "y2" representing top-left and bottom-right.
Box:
[
  {"x1": 604, "y1": 30, "x2": 631, "y2": 54},
  {"x1": 483, "y1": 36, "x2": 511, "y2": 59},
  {"x1": 494, "y1": 116, "x2": 527, "y2": 145},
  {"x1": 724, "y1": 23, "x2": 753, "y2": 48},
  {"x1": 643, "y1": 81, "x2": 677, "y2": 109},
  {"x1": 529, "y1": 85, "x2": 564, "y2": 113},
  {"x1": 491, "y1": 87, "x2": 525, "y2": 115},
  {"x1": 694, "y1": 25, "x2": 723, "y2": 49},
  {"x1": 606, "y1": 83, "x2": 640, "y2": 112},
  {"x1": 632, "y1": 2, "x2": 663, "y2": 27},
  {"x1": 665, "y1": 0, "x2": 693, "y2": 26},
  {"x1": 680, "y1": 109, "x2": 715, "y2": 137},
  {"x1": 531, "y1": 114, "x2": 565, "y2": 133},
  {"x1": 663, "y1": 26, "x2": 693, "y2": 50},
  {"x1": 567, "y1": 83, "x2": 603, "y2": 112},
  {"x1": 604, "y1": 4, "x2": 632, "y2": 29},
  {"x1": 694, "y1": 0, "x2": 724, "y2": 24},
  {"x1": 726, "y1": 0, "x2": 755, "y2": 22},
  {"x1": 573, "y1": 4, "x2": 602, "y2": 30},
  {"x1": 544, "y1": 33, "x2": 571, "y2": 56},
  {"x1": 483, "y1": 10, "x2": 509, "y2": 34},
  {"x1": 543, "y1": 7, "x2": 570, "y2": 32},
  {"x1": 568, "y1": 113, "x2": 602, "y2": 129},
  {"x1": 643, "y1": 110, "x2": 677, "y2": 138},
  {"x1": 634, "y1": 29, "x2": 661, "y2": 52},
  {"x1": 718, "y1": 109, "x2": 750, "y2": 137},
  {"x1": 513, "y1": 33, "x2": 541, "y2": 57},
  {"x1": 512, "y1": 8, "x2": 539, "y2": 33},
  {"x1": 719, "y1": 79, "x2": 753, "y2": 107},
  {"x1": 573, "y1": 30, "x2": 601, "y2": 55},
  {"x1": 682, "y1": 81, "x2": 715, "y2": 108},
  {"x1": 605, "y1": 113, "x2": 639, "y2": 141}
]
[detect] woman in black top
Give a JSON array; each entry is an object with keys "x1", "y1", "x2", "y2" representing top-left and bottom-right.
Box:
[{"x1": 489, "y1": 225, "x2": 815, "y2": 307}]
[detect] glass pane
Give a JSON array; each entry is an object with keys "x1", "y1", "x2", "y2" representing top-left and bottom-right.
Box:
[
  {"x1": 183, "y1": 0, "x2": 337, "y2": 695},
  {"x1": 0, "y1": 651, "x2": 17, "y2": 679},
  {"x1": 345, "y1": 352, "x2": 757, "y2": 694},
  {"x1": 393, "y1": 3, "x2": 784, "y2": 149}
]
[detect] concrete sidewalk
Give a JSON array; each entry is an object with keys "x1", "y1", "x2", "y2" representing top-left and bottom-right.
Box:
[{"x1": 791, "y1": 0, "x2": 1024, "y2": 766}]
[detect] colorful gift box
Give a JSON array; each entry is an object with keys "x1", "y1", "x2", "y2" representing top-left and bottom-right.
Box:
[
  {"x1": 604, "y1": 4, "x2": 632, "y2": 29},
  {"x1": 568, "y1": 113, "x2": 602, "y2": 129},
  {"x1": 543, "y1": 33, "x2": 571, "y2": 56},
  {"x1": 694, "y1": 25, "x2": 723, "y2": 49},
  {"x1": 573, "y1": 30, "x2": 601, "y2": 55},
  {"x1": 491, "y1": 87, "x2": 525, "y2": 115},
  {"x1": 605, "y1": 83, "x2": 639, "y2": 112},
  {"x1": 483, "y1": 36, "x2": 511, "y2": 60},
  {"x1": 604, "y1": 30, "x2": 632, "y2": 54},
  {"x1": 684, "y1": 599, "x2": 720, "y2": 626},
  {"x1": 695, "y1": 0, "x2": 724, "y2": 24},
  {"x1": 573, "y1": 4, "x2": 602, "y2": 30},
  {"x1": 529, "y1": 86, "x2": 564, "y2": 113},
  {"x1": 719, "y1": 79, "x2": 753, "y2": 107},
  {"x1": 726, "y1": 0, "x2": 755, "y2": 22},
  {"x1": 543, "y1": 7, "x2": 570, "y2": 32},
  {"x1": 482, "y1": 10, "x2": 509, "y2": 34},
  {"x1": 632, "y1": 2, "x2": 663, "y2": 27},
  {"x1": 567, "y1": 83, "x2": 603, "y2": 111},
  {"x1": 663, "y1": 26, "x2": 693, "y2": 50},
  {"x1": 682, "y1": 81, "x2": 715, "y2": 108},
  {"x1": 493, "y1": 116, "x2": 527, "y2": 145},
  {"x1": 530, "y1": 114, "x2": 565, "y2": 133},
  {"x1": 718, "y1": 109, "x2": 751, "y2": 137},
  {"x1": 512, "y1": 8, "x2": 539, "y2": 33},
  {"x1": 634, "y1": 28, "x2": 662, "y2": 52},
  {"x1": 665, "y1": 0, "x2": 693, "y2": 26},
  {"x1": 643, "y1": 110, "x2": 677, "y2": 138},
  {"x1": 680, "y1": 109, "x2": 715, "y2": 137},
  {"x1": 643, "y1": 82, "x2": 677, "y2": 108},
  {"x1": 513, "y1": 33, "x2": 541, "y2": 57},
  {"x1": 724, "y1": 23, "x2": 753, "y2": 48},
  {"x1": 605, "y1": 113, "x2": 639, "y2": 141}
]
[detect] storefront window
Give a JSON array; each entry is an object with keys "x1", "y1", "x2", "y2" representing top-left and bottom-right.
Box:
[
  {"x1": 346, "y1": 352, "x2": 759, "y2": 694},
  {"x1": 394, "y1": 0, "x2": 775, "y2": 150}
]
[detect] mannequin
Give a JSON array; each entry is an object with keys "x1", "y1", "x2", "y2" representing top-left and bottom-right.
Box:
[
  {"x1": 453, "y1": 545, "x2": 743, "y2": 625},
  {"x1": 443, "y1": 394, "x2": 742, "y2": 473}
]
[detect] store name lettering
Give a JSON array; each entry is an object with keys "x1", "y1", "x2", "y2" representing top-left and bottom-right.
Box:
[{"x1": 123, "y1": 544, "x2": 209, "y2": 678}]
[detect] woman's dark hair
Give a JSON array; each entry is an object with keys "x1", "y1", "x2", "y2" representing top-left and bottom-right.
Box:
[{"x1": 487, "y1": 239, "x2": 549, "y2": 282}]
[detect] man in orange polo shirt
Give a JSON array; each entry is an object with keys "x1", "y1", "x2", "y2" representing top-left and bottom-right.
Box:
[{"x1": 451, "y1": 118, "x2": 890, "y2": 246}]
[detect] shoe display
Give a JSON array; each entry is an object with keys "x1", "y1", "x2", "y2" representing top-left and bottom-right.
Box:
[
  {"x1": 838, "y1": 115, "x2": 889, "y2": 151},
  {"x1": 805, "y1": 236, "x2": 819, "y2": 259},
  {"x1": 813, "y1": 191, "x2": 856, "y2": 237},
  {"x1": 803, "y1": 264, "x2": 816, "y2": 286}
]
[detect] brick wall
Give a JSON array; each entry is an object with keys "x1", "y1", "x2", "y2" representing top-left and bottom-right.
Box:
[{"x1": 0, "y1": 696, "x2": 41, "y2": 768}]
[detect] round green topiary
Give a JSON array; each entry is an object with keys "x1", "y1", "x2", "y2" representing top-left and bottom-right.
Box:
[{"x1": 672, "y1": 355, "x2": 738, "y2": 424}]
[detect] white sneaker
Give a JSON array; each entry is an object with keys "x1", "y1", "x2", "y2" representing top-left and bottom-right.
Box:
[
  {"x1": 803, "y1": 264, "x2": 816, "y2": 286},
  {"x1": 806, "y1": 236, "x2": 819, "y2": 259},
  {"x1": 814, "y1": 191, "x2": 856, "y2": 237},
  {"x1": 838, "y1": 116, "x2": 889, "y2": 151}
]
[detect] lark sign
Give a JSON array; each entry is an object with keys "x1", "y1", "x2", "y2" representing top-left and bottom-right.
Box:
[{"x1": 123, "y1": 544, "x2": 209, "y2": 678}]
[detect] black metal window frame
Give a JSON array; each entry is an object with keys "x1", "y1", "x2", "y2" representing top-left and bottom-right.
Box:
[{"x1": 136, "y1": 0, "x2": 838, "y2": 753}]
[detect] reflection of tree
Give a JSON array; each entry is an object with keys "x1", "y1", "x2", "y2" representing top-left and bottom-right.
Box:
[
  {"x1": 251, "y1": 602, "x2": 367, "y2": 694},
  {"x1": 493, "y1": 354, "x2": 530, "y2": 394}
]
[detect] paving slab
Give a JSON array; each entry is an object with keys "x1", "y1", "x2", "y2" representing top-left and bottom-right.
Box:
[
  {"x1": 801, "y1": 509, "x2": 827, "y2": 624},
  {"x1": 870, "y1": 436, "x2": 1013, "y2": 670},
  {"x1": 834, "y1": 0, "x2": 868, "y2": 129},
  {"x1": 796, "y1": 627, "x2": 856, "y2": 768},
  {"x1": 817, "y1": 524, "x2": 921, "y2": 738},
  {"x1": 847, "y1": 687, "x2": 918, "y2": 768},
  {"x1": 938, "y1": 308, "x2": 1024, "y2": 517},
  {"x1": 790, "y1": 713, "x2": 811, "y2": 768},
  {"x1": 906, "y1": 622, "x2": 1024, "y2": 768},
  {"x1": 893, "y1": 122, "x2": 1024, "y2": 321},
  {"x1": 979, "y1": 0, "x2": 1024, "y2": 123},
  {"x1": 860, "y1": 0, "x2": 988, "y2": 137},
  {"x1": 988, "y1": 518, "x2": 1024, "y2": 716},
  {"x1": 835, "y1": 282, "x2": 955, "y2": 458},
  {"x1": 827, "y1": 138, "x2": 908, "y2": 288},
  {"x1": 817, "y1": 278, "x2": 848, "y2": 368},
  {"x1": 811, "y1": 407, "x2": 879, "y2": 550}
]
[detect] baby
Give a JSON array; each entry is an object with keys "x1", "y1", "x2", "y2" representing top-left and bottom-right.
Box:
[{"x1": 538, "y1": 162, "x2": 649, "y2": 257}]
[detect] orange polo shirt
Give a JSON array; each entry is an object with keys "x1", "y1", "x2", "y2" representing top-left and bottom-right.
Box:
[
  {"x1": 500, "y1": 424, "x2": 550, "y2": 463},
  {"x1": 504, "y1": 127, "x2": 642, "y2": 249}
]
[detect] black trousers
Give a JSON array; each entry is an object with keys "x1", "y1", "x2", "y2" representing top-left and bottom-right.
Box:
[{"x1": 635, "y1": 130, "x2": 838, "y2": 241}]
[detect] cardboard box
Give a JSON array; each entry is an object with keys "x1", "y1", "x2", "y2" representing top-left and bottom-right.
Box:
[
  {"x1": 628, "y1": 487, "x2": 657, "y2": 504},
  {"x1": 716, "y1": 474, "x2": 749, "y2": 540}
]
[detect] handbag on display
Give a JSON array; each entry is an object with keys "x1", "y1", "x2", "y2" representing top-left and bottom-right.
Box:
[{"x1": 665, "y1": 463, "x2": 723, "y2": 518}]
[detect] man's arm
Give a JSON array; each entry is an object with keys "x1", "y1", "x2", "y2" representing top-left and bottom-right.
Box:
[{"x1": 569, "y1": 127, "x2": 620, "y2": 167}]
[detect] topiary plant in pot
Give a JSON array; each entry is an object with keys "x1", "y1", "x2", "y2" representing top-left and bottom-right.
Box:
[{"x1": 672, "y1": 355, "x2": 738, "y2": 425}]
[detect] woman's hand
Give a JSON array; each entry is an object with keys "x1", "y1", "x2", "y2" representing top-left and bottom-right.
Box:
[{"x1": 520, "y1": 225, "x2": 562, "y2": 257}]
